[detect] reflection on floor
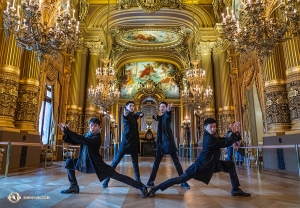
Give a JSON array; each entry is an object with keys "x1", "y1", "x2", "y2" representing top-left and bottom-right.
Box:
[{"x1": 0, "y1": 156, "x2": 300, "y2": 208}]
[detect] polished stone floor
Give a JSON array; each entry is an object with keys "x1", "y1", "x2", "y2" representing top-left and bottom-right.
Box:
[{"x1": 0, "y1": 156, "x2": 300, "y2": 208}]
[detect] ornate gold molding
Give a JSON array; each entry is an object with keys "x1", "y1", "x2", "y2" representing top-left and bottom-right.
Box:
[
  {"x1": 286, "y1": 68, "x2": 300, "y2": 130},
  {"x1": 14, "y1": 84, "x2": 39, "y2": 131},
  {"x1": 133, "y1": 78, "x2": 166, "y2": 99},
  {"x1": 86, "y1": 42, "x2": 104, "y2": 55},
  {"x1": 265, "y1": 83, "x2": 291, "y2": 133},
  {"x1": 213, "y1": 38, "x2": 230, "y2": 54},
  {"x1": 198, "y1": 42, "x2": 215, "y2": 55}
]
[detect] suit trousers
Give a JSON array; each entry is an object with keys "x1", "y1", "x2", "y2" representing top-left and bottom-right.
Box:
[
  {"x1": 102, "y1": 150, "x2": 140, "y2": 186},
  {"x1": 155, "y1": 160, "x2": 240, "y2": 192},
  {"x1": 148, "y1": 151, "x2": 184, "y2": 182},
  {"x1": 66, "y1": 169, "x2": 142, "y2": 189}
]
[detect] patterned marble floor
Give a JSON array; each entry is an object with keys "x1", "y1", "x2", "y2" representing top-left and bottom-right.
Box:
[{"x1": 0, "y1": 156, "x2": 300, "y2": 208}]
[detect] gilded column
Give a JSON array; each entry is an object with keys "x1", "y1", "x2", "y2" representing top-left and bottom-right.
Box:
[
  {"x1": 220, "y1": 41, "x2": 234, "y2": 134},
  {"x1": 264, "y1": 44, "x2": 291, "y2": 133},
  {"x1": 227, "y1": 47, "x2": 243, "y2": 124},
  {"x1": 213, "y1": 43, "x2": 222, "y2": 135},
  {"x1": 66, "y1": 50, "x2": 83, "y2": 133},
  {"x1": 59, "y1": 53, "x2": 74, "y2": 125},
  {"x1": 14, "y1": 51, "x2": 40, "y2": 131},
  {"x1": 85, "y1": 42, "x2": 103, "y2": 132},
  {"x1": 0, "y1": 31, "x2": 22, "y2": 127},
  {"x1": 213, "y1": 39, "x2": 234, "y2": 135},
  {"x1": 282, "y1": 36, "x2": 300, "y2": 130},
  {"x1": 198, "y1": 42, "x2": 215, "y2": 141}
]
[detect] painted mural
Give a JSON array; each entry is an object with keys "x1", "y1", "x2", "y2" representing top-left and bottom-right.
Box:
[
  {"x1": 120, "y1": 62, "x2": 180, "y2": 98},
  {"x1": 122, "y1": 30, "x2": 178, "y2": 44}
]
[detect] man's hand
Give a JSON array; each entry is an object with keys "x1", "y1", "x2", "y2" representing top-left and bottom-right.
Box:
[
  {"x1": 153, "y1": 113, "x2": 157, "y2": 120},
  {"x1": 58, "y1": 123, "x2": 69, "y2": 131},
  {"x1": 139, "y1": 113, "x2": 144, "y2": 118},
  {"x1": 167, "y1": 103, "x2": 173, "y2": 111},
  {"x1": 124, "y1": 107, "x2": 129, "y2": 116}
]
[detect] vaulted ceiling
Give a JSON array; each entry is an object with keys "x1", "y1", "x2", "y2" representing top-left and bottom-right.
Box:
[{"x1": 81, "y1": 1, "x2": 218, "y2": 71}]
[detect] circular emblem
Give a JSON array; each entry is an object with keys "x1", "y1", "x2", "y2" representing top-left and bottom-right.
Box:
[{"x1": 7, "y1": 192, "x2": 21, "y2": 203}]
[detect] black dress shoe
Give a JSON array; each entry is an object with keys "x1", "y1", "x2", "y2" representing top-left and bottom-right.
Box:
[
  {"x1": 61, "y1": 185, "x2": 79, "y2": 194},
  {"x1": 147, "y1": 187, "x2": 156, "y2": 197},
  {"x1": 231, "y1": 188, "x2": 251, "y2": 197},
  {"x1": 146, "y1": 181, "x2": 155, "y2": 187},
  {"x1": 140, "y1": 185, "x2": 148, "y2": 198}
]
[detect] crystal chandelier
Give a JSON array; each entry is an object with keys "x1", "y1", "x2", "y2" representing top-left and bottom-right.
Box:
[
  {"x1": 3, "y1": 0, "x2": 80, "y2": 61},
  {"x1": 182, "y1": 60, "x2": 213, "y2": 109},
  {"x1": 87, "y1": 59, "x2": 120, "y2": 111},
  {"x1": 222, "y1": 0, "x2": 300, "y2": 57}
]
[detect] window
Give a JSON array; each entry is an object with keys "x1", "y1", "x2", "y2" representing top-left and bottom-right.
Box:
[{"x1": 38, "y1": 85, "x2": 53, "y2": 144}]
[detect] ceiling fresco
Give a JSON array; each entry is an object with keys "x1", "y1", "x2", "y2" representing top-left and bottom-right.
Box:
[
  {"x1": 112, "y1": 27, "x2": 188, "y2": 50},
  {"x1": 120, "y1": 62, "x2": 180, "y2": 99},
  {"x1": 122, "y1": 30, "x2": 179, "y2": 44}
]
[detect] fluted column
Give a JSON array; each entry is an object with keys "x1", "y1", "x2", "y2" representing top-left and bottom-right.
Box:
[
  {"x1": 197, "y1": 42, "x2": 215, "y2": 141},
  {"x1": 227, "y1": 47, "x2": 243, "y2": 125},
  {"x1": 66, "y1": 49, "x2": 84, "y2": 133},
  {"x1": 14, "y1": 51, "x2": 40, "y2": 131},
  {"x1": 78, "y1": 48, "x2": 88, "y2": 134},
  {"x1": 85, "y1": 42, "x2": 103, "y2": 132},
  {"x1": 0, "y1": 30, "x2": 22, "y2": 127},
  {"x1": 282, "y1": 36, "x2": 300, "y2": 130},
  {"x1": 213, "y1": 39, "x2": 234, "y2": 135},
  {"x1": 264, "y1": 44, "x2": 291, "y2": 133}
]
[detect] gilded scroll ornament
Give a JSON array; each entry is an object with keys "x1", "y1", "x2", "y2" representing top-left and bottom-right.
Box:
[
  {"x1": 134, "y1": 78, "x2": 166, "y2": 99},
  {"x1": 79, "y1": 0, "x2": 89, "y2": 21}
]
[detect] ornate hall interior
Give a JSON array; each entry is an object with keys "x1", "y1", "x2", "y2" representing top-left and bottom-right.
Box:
[{"x1": 0, "y1": 0, "x2": 300, "y2": 207}]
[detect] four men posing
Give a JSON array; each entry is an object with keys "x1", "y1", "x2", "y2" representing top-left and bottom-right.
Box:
[{"x1": 59, "y1": 101, "x2": 250, "y2": 198}]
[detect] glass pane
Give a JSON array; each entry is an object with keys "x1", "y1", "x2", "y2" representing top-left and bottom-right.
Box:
[
  {"x1": 42, "y1": 102, "x2": 52, "y2": 144},
  {"x1": 46, "y1": 86, "x2": 52, "y2": 98},
  {"x1": 38, "y1": 101, "x2": 45, "y2": 136}
]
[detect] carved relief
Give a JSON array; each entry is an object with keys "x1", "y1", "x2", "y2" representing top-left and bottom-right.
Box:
[
  {"x1": 66, "y1": 111, "x2": 80, "y2": 134},
  {"x1": 134, "y1": 78, "x2": 166, "y2": 99},
  {"x1": 114, "y1": 0, "x2": 185, "y2": 12},
  {"x1": 14, "y1": 85, "x2": 39, "y2": 130},
  {"x1": 0, "y1": 73, "x2": 19, "y2": 125},
  {"x1": 286, "y1": 78, "x2": 300, "y2": 130},
  {"x1": 212, "y1": 0, "x2": 224, "y2": 22},
  {"x1": 265, "y1": 85, "x2": 291, "y2": 132}
]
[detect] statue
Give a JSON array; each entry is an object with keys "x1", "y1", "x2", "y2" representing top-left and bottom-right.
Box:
[{"x1": 79, "y1": 0, "x2": 89, "y2": 21}]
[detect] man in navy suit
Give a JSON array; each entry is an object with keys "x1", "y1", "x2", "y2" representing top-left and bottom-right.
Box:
[
  {"x1": 146, "y1": 102, "x2": 190, "y2": 189},
  {"x1": 147, "y1": 118, "x2": 251, "y2": 197}
]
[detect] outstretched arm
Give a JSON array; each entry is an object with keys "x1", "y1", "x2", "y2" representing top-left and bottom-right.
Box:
[{"x1": 64, "y1": 129, "x2": 101, "y2": 147}]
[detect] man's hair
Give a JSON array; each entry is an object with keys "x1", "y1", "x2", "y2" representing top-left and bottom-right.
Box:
[
  {"x1": 160, "y1": 101, "x2": 168, "y2": 107},
  {"x1": 204, "y1": 118, "x2": 217, "y2": 126},
  {"x1": 126, "y1": 101, "x2": 135, "y2": 106},
  {"x1": 89, "y1": 117, "x2": 101, "y2": 125}
]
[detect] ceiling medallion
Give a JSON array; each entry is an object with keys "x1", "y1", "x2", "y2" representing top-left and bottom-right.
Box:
[{"x1": 136, "y1": 0, "x2": 166, "y2": 13}]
